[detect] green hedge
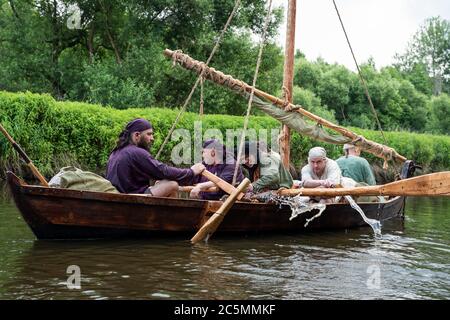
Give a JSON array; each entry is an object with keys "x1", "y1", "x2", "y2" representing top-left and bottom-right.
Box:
[{"x1": 0, "y1": 91, "x2": 449, "y2": 180}]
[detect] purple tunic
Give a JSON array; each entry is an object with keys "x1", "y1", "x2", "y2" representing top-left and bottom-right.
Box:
[
  {"x1": 191, "y1": 161, "x2": 244, "y2": 200},
  {"x1": 106, "y1": 145, "x2": 194, "y2": 194}
]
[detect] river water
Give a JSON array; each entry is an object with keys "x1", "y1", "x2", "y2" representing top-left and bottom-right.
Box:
[{"x1": 0, "y1": 184, "x2": 448, "y2": 300}]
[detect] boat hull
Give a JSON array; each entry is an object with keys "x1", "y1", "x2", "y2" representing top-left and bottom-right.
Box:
[{"x1": 7, "y1": 172, "x2": 405, "y2": 239}]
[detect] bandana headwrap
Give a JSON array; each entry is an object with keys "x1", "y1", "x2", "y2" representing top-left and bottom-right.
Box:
[
  {"x1": 125, "y1": 118, "x2": 152, "y2": 133},
  {"x1": 203, "y1": 139, "x2": 224, "y2": 150}
]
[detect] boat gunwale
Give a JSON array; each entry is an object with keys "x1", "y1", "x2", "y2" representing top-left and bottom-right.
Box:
[{"x1": 7, "y1": 171, "x2": 401, "y2": 208}]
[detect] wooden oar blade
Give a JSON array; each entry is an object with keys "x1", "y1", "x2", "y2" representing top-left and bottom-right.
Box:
[
  {"x1": 279, "y1": 172, "x2": 450, "y2": 197},
  {"x1": 381, "y1": 171, "x2": 450, "y2": 197},
  {"x1": 191, "y1": 178, "x2": 250, "y2": 244},
  {"x1": 190, "y1": 212, "x2": 225, "y2": 244}
]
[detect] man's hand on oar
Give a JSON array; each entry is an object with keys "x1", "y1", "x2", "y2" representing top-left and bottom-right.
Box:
[
  {"x1": 201, "y1": 169, "x2": 245, "y2": 200},
  {"x1": 278, "y1": 172, "x2": 450, "y2": 198}
]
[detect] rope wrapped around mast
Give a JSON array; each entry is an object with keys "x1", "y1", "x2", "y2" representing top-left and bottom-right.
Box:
[{"x1": 164, "y1": 49, "x2": 407, "y2": 166}]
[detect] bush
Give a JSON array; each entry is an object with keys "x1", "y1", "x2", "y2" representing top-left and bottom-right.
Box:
[{"x1": 0, "y1": 91, "x2": 449, "y2": 181}]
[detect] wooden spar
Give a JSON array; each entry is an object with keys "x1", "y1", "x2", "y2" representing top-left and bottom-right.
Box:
[
  {"x1": 278, "y1": 172, "x2": 450, "y2": 197},
  {"x1": 191, "y1": 178, "x2": 251, "y2": 244},
  {"x1": 280, "y1": 0, "x2": 296, "y2": 169},
  {"x1": 163, "y1": 49, "x2": 407, "y2": 164},
  {"x1": 0, "y1": 123, "x2": 49, "y2": 187}
]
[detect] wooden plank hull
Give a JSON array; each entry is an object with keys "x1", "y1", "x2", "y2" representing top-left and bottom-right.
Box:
[{"x1": 7, "y1": 172, "x2": 405, "y2": 239}]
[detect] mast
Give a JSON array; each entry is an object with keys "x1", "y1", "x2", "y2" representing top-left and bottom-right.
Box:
[{"x1": 280, "y1": 0, "x2": 296, "y2": 168}]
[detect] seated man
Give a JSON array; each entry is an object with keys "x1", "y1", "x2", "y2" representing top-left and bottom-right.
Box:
[
  {"x1": 298, "y1": 146, "x2": 342, "y2": 190},
  {"x1": 106, "y1": 118, "x2": 205, "y2": 197},
  {"x1": 189, "y1": 139, "x2": 244, "y2": 200},
  {"x1": 240, "y1": 141, "x2": 293, "y2": 194},
  {"x1": 336, "y1": 144, "x2": 376, "y2": 186}
]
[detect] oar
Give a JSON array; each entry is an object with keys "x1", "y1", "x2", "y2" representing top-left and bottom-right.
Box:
[
  {"x1": 179, "y1": 186, "x2": 219, "y2": 193},
  {"x1": 201, "y1": 169, "x2": 245, "y2": 200},
  {"x1": 279, "y1": 172, "x2": 450, "y2": 197},
  {"x1": 0, "y1": 123, "x2": 49, "y2": 187},
  {"x1": 191, "y1": 178, "x2": 251, "y2": 244}
]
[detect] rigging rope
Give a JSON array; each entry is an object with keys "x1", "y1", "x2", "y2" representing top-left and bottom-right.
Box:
[
  {"x1": 332, "y1": 0, "x2": 392, "y2": 168},
  {"x1": 155, "y1": 0, "x2": 241, "y2": 159},
  {"x1": 199, "y1": 76, "x2": 204, "y2": 116},
  {"x1": 232, "y1": 0, "x2": 273, "y2": 185}
]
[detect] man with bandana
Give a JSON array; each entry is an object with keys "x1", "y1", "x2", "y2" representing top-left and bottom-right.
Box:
[
  {"x1": 189, "y1": 139, "x2": 244, "y2": 200},
  {"x1": 106, "y1": 118, "x2": 205, "y2": 197}
]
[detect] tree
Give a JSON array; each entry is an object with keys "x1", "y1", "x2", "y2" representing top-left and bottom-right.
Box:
[
  {"x1": 0, "y1": 0, "x2": 284, "y2": 113},
  {"x1": 426, "y1": 94, "x2": 450, "y2": 135},
  {"x1": 395, "y1": 16, "x2": 450, "y2": 96},
  {"x1": 315, "y1": 64, "x2": 355, "y2": 123},
  {"x1": 0, "y1": 0, "x2": 96, "y2": 98},
  {"x1": 291, "y1": 86, "x2": 336, "y2": 123},
  {"x1": 293, "y1": 57, "x2": 322, "y2": 92}
]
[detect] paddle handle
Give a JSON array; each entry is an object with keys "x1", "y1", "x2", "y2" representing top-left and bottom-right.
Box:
[
  {"x1": 0, "y1": 123, "x2": 49, "y2": 187},
  {"x1": 201, "y1": 170, "x2": 244, "y2": 200},
  {"x1": 191, "y1": 178, "x2": 251, "y2": 244},
  {"x1": 179, "y1": 186, "x2": 219, "y2": 193}
]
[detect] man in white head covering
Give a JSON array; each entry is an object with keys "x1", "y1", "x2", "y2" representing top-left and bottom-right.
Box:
[{"x1": 297, "y1": 146, "x2": 342, "y2": 189}]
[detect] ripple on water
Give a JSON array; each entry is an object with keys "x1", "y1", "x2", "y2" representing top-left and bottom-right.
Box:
[{"x1": 0, "y1": 192, "x2": 448, "y2": 299}]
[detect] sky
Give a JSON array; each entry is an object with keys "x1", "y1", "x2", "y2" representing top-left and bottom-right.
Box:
[{"x1": 272, "y1": 0, "x2": 450, "y2": 71}]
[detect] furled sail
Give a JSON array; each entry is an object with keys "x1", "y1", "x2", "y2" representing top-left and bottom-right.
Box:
[
  {"x1": 245, "y1": 93, "x2": 351, "y2": 145},
  {"x1": 164, "y1": 49, "x2": 407, "y2": 165}
]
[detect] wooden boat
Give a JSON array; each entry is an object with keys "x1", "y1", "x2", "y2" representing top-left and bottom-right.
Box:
[
  {"x1": 3, "y1": 2, "x2": 429, "y2": 240},
  {"x1": 7, "y1": 170, "x2": 409, "y2": 240}
]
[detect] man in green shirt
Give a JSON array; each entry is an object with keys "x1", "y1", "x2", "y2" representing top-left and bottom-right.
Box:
[{"x1": 336, "y1": 144, "x2": 376, "y2": 186}]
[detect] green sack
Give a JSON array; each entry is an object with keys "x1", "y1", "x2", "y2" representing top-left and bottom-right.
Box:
[{"x1": 49, "y1": 166, "x2": 119, "y2": 193}]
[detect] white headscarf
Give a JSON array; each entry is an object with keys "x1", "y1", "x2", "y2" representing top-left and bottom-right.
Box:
[{"x1": 308, "y1": 147, "x2": 327, "y2": 160}]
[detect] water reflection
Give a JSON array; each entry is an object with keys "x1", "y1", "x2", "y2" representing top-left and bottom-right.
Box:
[
  {"x1": 0, "y1": 180, "x2": 449, "y2": 300},
  {"x1": 4, "y1": 226, "x2": 434, "y2": 300},
  {"x1": 3, "y1": 239, "x2": 270, "y2": 299}
]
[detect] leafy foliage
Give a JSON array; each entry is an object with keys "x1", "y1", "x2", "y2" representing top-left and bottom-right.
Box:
[
  {"x1": 0, "y1": 92, "x2": 448, "y2": 181},
  {"x1": 0, "y1": 2, "x2": 448, "y2": 136},
  {"x1": 0, "y1": 0, "x2": 283, "y2": 112},
  {"x1": 395, "y1": 16, "x2": 450, "y2": 95}
]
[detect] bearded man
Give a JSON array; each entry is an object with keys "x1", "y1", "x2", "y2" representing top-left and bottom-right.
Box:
[{"x1": 106, "y1": 118, "x2": 205, "y2": 196}]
